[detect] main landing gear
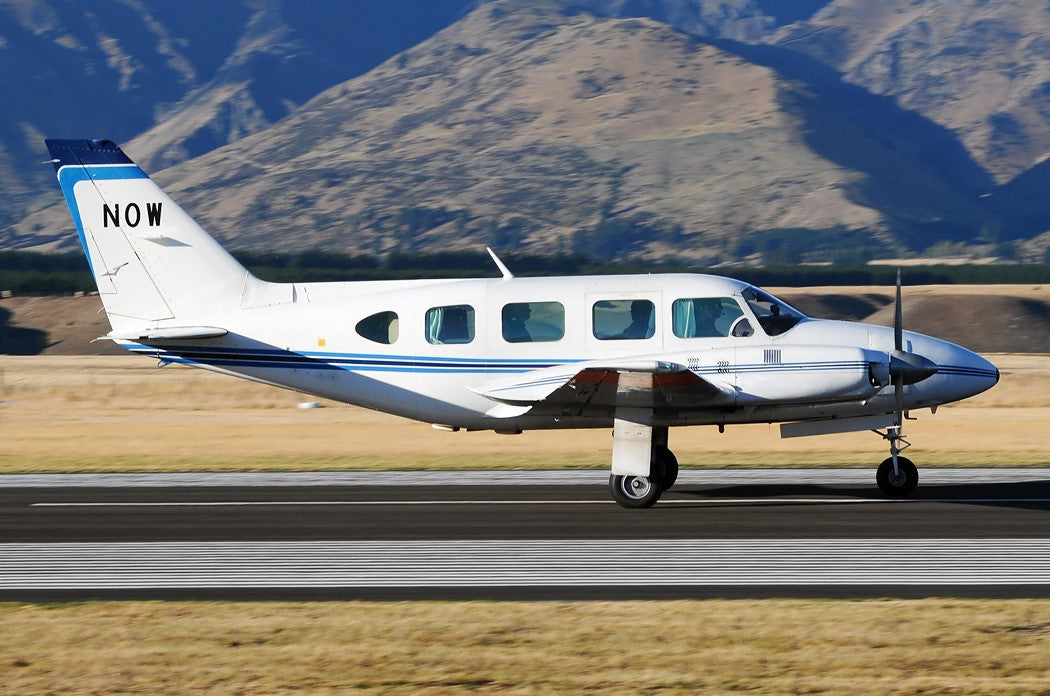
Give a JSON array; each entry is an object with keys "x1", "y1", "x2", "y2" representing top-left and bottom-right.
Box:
[{"x1": 609, "y1": 440, "x2": 678, "y2": 509}]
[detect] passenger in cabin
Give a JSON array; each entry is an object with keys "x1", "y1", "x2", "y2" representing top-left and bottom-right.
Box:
[
  {"x1": 619, "y1": 300, "x2": 654, "y2": 339},
  {"x1": 502, "y1": 303, "x2": 532, "y2": 343},
  {"x1": 437, "y1": 306, "x2": 471, "y2": 344},
  {"x1": 693, "y1": 298, "x2": 724, "y2": 337}
]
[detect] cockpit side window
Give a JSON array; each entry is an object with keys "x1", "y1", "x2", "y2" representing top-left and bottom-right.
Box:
[
  {"x1": 741, "y1": 287, "x2": 805, "y2": 336},
  {"x1": 425, "y1": 305, "x2": 475, "y2": 345},
  {"x1": 672, "y1": 297, "x2": 746, "y2": 338},
  {"x1": 355, "y1": 311, "x2": 399, "y2": 344}
]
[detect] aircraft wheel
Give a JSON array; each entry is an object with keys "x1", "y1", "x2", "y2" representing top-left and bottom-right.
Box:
[
  {"x1": 609, "y1": 474, "x2": 663, "y2": 508},
  {"x1": 654, "y1": 445, "x2": 679, "y2": 492},
  {"x1": 876, "y1": 457, "x2": 918, "y2": 497}
]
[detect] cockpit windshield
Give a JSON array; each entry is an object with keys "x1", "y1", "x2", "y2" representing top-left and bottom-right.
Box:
[{"x1": 741, "y1": 286, "x2": 806, "y2": 336}]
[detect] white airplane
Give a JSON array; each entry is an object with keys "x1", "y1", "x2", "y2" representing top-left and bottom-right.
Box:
[{"x1": 45, "y1": 138, "x2": 999, "y2": 508}]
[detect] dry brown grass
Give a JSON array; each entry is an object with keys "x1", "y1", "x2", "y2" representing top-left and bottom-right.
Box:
[
  {"x1": 2, "y1": 600, "x2": 1049, "y2": 694},
  {"x1": 1, "y1": 353, "x2": 1047, "y2": 472},
  {"x1": 2, "y1": 356, "x2": 1048, "y2": 695}
]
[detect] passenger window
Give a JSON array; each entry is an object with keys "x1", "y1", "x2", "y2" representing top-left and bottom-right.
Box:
[
  {"x1": 425, "y1": 305, "x2": 475, "y2": 345},
  {"x1": 502, "y1": 301, "x2": 565, "y2": 343},
  {"x1": 593, "y1": 299, "x2": 655, "y2": 340},
  {"x1": 355, "y1": 311, "x2": 399, "y2": 344},
  {"x1": 672, "y1": 298, "x2": 745, "y2": 338}
]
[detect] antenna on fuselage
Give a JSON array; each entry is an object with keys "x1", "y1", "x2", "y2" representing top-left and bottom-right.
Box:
[{"x1": 486, "y1": 247, "x2": 514, "y2": 280}]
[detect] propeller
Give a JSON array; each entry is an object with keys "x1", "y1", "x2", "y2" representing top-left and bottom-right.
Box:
[{"x1": 887, "y1": 270, "x2": 938, "y2": 424}]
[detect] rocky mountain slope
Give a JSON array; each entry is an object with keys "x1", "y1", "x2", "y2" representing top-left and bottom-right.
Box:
[
  {"x1": 0, "y1": 0, "x2": 469, "y2": 234},
  {"x1": 14, "y1": 0, "x2": 1008, "y2": 262},
  {"x1": 772, "y1": 0, "x2": 1050, "y2": 185},
  {"x1": 4, "y1": 0, "x2": 1050, "y2": 261}
]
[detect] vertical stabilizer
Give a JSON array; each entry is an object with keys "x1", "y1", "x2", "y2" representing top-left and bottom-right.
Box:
[{"x1": 45, "y1": 139, "x2": 249, "y2": 333}]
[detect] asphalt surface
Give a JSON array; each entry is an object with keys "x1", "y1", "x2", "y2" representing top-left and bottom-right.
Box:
[{"x1": 2, "y1": 469, "x2": 1049, "y2": 600}]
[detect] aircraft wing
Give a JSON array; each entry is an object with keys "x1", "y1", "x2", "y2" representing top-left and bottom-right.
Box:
[{"x1": 473, "y1": 360, "x2": 731, "y2": 418}]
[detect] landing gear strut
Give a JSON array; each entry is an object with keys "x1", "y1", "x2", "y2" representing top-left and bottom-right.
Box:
[{"x1": 875, "y1": 425, "x2": 918, "y2": 497}]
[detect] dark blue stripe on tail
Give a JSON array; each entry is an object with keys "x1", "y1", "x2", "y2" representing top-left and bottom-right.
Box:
[{"x1": 45, "y1": 139, "x2": 134, "y2": 171}]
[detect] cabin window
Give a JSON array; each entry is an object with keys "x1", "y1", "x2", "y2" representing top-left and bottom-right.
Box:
[
  {"x1": 671, "y1": 297, "x2": 746, "y2": 338},
  {"x1": 502, "y1": 301, "x2": 565, "y2": 343},
  {"x1": 592, "y1": 299, "x2": 655, "y2": 340},
  {"x1": 425, "y1": 304, "x2": 475, "y2": 344},
  {"x1": 355, "y1": 310, "x2": 399, "y2": 344}
]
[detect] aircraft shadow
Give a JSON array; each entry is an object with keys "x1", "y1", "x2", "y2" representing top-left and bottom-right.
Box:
[
  {"x1": 0, "y1": 306, "x2": 48, "y2": 355},
  {"x1": 673, "y1": 480, "x2": 1050, "y2": 512}
]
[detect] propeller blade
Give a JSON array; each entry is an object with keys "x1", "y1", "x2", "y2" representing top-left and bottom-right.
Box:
[{"x1": 894, "y1": 269, "x2": 903, "y2": 352}]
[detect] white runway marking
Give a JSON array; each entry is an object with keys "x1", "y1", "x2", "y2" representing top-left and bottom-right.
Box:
[
  {"x1": 4, "y1": 468, "x2": 1049, "y2": 488},
  {"x1": 2, "y1": 539, "x2": 1050, "y2": 588},
  {"x1": 29, "y1": 497, "x2": 1050, "y2": 507}
]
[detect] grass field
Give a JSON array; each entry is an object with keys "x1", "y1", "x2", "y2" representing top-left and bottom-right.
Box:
[
  {"x1": 2, "y1": 354, "x2": 1048, "y2": 694},
  {"x1": 3, "y1": 600, "x2": 1050, "y2": 694},
  {"x1": 1, "y1": 354, "x2": 1047, "y2": 473}
]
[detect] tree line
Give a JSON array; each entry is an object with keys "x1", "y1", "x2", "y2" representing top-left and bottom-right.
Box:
[{"x1": 1, "y1": 249, "x2": 1049, "y2": 295}]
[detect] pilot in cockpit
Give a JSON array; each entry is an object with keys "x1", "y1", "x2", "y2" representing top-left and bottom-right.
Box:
[{"x1": 693, "y1": 299, "x2": 724, "y2": 337}]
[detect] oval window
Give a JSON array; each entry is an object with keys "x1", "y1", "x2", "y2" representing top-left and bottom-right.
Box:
[{"x1": 355, "y1": 311, "x2": 399, "y2": 344}]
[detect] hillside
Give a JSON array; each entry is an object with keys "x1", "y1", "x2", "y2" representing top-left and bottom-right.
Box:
[
  {"x1": 15, "y1": 1, "x2": 994, "y2": 261},
  {"x1": 772, "y1": 0, "x2": 1050, "y2": 186},
  {"x1": 0, "y1": 0, "x2": 469, "y2": 235},
  {"x1": 4, "y1": 0, "x2": 1050, "y2": 261}
]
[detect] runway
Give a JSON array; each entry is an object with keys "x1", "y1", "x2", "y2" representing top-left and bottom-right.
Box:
[{"x1": 2, "y1": 469, "x2": 1049, "y2": 600}]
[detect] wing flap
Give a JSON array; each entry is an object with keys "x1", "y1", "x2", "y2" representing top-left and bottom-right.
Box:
[{"x1": 474, "y1": 359, "x2": 730, "y2": 418}]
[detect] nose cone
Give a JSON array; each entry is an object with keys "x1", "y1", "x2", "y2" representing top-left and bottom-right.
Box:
[{"x1": 911, "y1": 335, "x2": 999, "y2": 404}]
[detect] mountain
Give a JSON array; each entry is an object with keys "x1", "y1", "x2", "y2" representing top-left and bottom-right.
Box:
[
  {"x1": 771, "y1": 0, "x2": 1050, "y2": 186},
  {"x1": 12, "y1": 0, "x2": 1005, "y2": 262},
  {"x1": 0, "y1": 0, "x2": 470, "y2": 233},
  {"x1": 4, "y1": 0, "x2": 1050, "y2": 262},
  {"x1": 576, "y1": 0, "x2": 1050, "y2": 185},
  {"x1": 567, "y1": 0, "x2": 835, "y2": 40}
]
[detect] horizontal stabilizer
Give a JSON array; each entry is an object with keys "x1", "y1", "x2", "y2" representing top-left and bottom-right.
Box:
[{"x1": 104, "y1": 326, "x2": 228, "y2": 341}]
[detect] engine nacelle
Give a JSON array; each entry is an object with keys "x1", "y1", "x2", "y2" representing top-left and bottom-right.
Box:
[{"x1": 732, "y1": 345, "x2": 883, "y2": 405}]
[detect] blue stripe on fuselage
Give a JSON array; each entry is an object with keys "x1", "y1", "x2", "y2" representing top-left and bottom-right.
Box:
[{"x1": 123, "y1": 344, "x2": 875, "y2": 378}]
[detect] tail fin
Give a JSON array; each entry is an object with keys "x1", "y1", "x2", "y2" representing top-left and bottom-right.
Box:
[{"x1": 45, "y1": 139, "x2": 248, "y2": 336}]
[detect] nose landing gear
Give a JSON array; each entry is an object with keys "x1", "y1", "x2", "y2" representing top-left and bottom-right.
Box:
[
  {"x1": 875, "y1": 426, "x2": 918, "y2": 497},
  {"x1": 877, "y1": 456, "x2": 918, "y2": 496}
]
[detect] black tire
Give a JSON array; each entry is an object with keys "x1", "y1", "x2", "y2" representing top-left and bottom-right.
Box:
[
  {"x1": 654, "y1": 445, "x2": 679, "y2": 492},
  {"x1": 876, "y1": 456, "x2": 918, "y2": 497},
  {"x1": 609, "y1": 474, "x2": 663, "y2": 508}
]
